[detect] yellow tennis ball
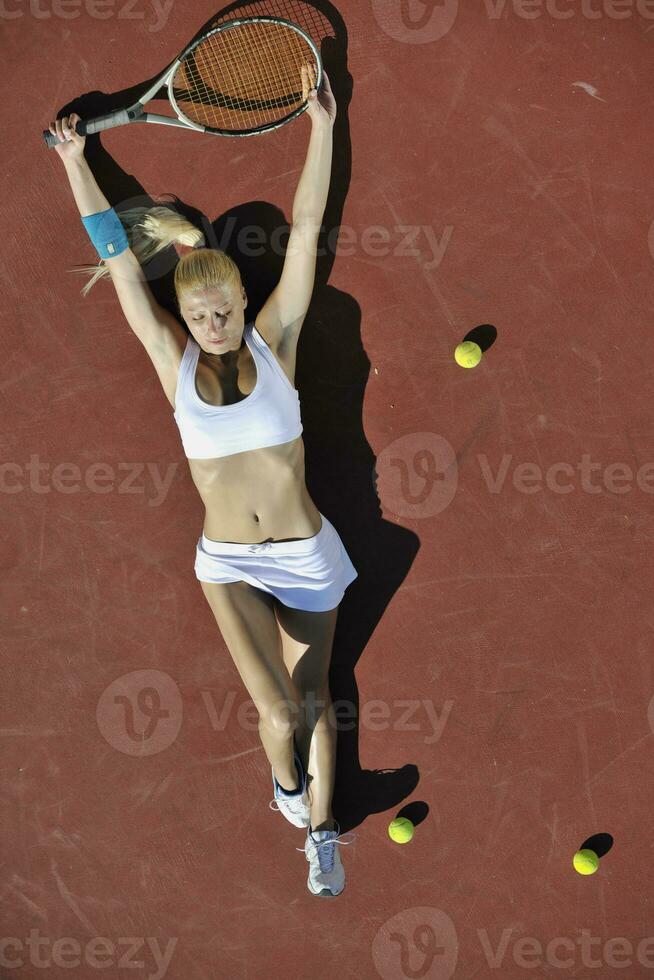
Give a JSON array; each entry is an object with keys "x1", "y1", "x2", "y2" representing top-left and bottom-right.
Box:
[
  {"x1": 454, "y1": 341, "x2": 482, "y2": 368},
  {"x1": 388, "y1": 817, "x2": 414, "y2": 844},
  {"x1": 573, "y1": 849, "x2": 599, "y2": 875}
]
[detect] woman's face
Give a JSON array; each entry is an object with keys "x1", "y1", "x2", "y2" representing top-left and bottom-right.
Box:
[{"x1": 179, "y1": 283, "x2": 248, "y2": 355}]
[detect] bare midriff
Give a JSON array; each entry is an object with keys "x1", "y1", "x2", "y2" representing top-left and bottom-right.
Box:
[{"x1": 187, "y1": 434, "x2": 322, "y2": 545}]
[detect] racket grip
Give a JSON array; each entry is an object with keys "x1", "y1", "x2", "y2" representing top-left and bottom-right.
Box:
[
  {"x1": 43, "y1": 123, "x2": 82, "y2": 148},
  {"x1": 42, "y1": 109, "x2": 132, "y2": 147},
  {"x1": 80, "y1": 109, "x2": 132, "y2": 134}
]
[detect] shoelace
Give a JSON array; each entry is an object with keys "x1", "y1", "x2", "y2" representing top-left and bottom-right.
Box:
[
  {"x1": 295, "y1": 827, "x2": 358, "y2": 873},
  {"x1": 248, "y1": 541, "x2": 274, "y2": 553}
]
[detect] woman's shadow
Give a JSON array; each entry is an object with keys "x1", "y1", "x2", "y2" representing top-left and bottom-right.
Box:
[{"x1": 54, "y1": 1, "x2": 422, "y2": 833}]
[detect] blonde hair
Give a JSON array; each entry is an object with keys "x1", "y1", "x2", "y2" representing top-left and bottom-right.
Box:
[
  {"x1": 71, "y1": 201, "x2": 240, "y2": 299},
  {"x1": 174, "y1": 247, "x2": 243, "y2": 309}
]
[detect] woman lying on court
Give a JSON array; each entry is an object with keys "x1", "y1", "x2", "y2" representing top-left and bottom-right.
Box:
[{"x1": 47, "y1": 62, "x2": 357, "y2": 899}]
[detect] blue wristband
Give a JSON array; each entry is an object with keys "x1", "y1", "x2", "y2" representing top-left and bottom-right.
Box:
[{"x1": 81, "y1": 207, "x2": 129, "y2": 259}]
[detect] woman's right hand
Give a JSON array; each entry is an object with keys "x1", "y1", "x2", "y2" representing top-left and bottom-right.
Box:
[{"x1": 47, "y1": 113, "x2": 86, "y2": 161}]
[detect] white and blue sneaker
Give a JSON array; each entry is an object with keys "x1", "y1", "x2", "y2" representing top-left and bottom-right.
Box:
[
  {"x1": 296, "y1": 821, "x2": 357, "y2": 897},
  {"x1": 268, "y1": 746, "x2": 311, "y2": 828}
]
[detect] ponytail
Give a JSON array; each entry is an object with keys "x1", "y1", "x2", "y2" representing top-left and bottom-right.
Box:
[{"x1": 70, "y1": 202, "x2": 206, "y2": 296}]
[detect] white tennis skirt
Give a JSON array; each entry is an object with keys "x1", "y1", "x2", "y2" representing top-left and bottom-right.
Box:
[{"x1": 194, "y1": 512, "x2": 358, "y2": 612}]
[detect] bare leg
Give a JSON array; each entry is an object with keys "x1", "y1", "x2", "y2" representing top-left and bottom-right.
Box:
[
  {"x1": 273, "y1": 601, "x2": 340, "y2": 831},
  {"x1": 262, "y1": 713, "x2": 300, "y2": 791},
  {"x1": 304, "y1": 683, "x2": 338, "y2": 832}
]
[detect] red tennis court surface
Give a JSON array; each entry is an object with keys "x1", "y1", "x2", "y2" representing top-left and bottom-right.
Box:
[{"x1": 3, "y1": 1, "x2": 654, "y2": 978}]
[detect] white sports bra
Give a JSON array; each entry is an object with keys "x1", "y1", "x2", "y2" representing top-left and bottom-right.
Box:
[{"x1": 173, "y1": 321, "x2": 303, "y2": 459}]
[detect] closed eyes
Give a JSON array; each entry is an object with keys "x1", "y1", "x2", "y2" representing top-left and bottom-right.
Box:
[{"x1": 192, "y1": 311, "x2": 231, "y2": 322}]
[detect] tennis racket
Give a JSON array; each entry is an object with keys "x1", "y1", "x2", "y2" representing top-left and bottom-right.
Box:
[{"x1": 43, "y1": 16, "x2": 322, "y2": 147}]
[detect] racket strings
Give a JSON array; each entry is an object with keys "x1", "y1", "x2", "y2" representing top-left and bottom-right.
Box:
[
  {"x1": 176, "y1": 25, "x2": 308, "y2": 122},
  {"x1": 212, "y1": 1, "x2": 333, "y2": 47},
  {"x1": 221, "y1": 22, "x2": 285, "y2": 107},
  {"x1": 215, "y1": 26, "x2": 252, "y2": 105},
  {"x1": 216, "y1": 21, "x2": 308, "y2": 109},
  {"x1": 173, "y1": 20, "x2": 316, "y2": 131},
  {"x1": 203, "y1": 24, "x2": 305, "y2": 115},
  {"x1": 237, "y1": 20, "x2": 308, "y2": 108}
]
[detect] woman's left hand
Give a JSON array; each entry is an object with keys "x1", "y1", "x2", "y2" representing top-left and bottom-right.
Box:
[{"x1": 302, "y1": 62, "x2": 336, "y2": 127}]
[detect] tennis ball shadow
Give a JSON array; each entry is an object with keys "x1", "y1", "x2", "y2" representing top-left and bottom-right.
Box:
[
  {"x1": 580, "y1": 833, "x2": 614, "y2": 859},
  {"x1": 397, "y1": 801, "x2": 429, "y2": 828},
  {"x1": 463, "y1": 323, "x2": 497, "y2": 353}
]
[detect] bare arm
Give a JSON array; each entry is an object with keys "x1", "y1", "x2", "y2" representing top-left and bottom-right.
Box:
[
  {"x1": 291, "y1": 116, "x2": 333, "y2": 226},
  {"x1": 53, "y1": 114, "x2": 182, "y2": 353},
  {"x1": 257, "y1": 65, "x2": 337, "y2": 335}
]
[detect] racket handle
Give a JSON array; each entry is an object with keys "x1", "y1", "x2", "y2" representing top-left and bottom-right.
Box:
[{"x1": 42, "y1": 109, "x2": 132, "y2": 148}]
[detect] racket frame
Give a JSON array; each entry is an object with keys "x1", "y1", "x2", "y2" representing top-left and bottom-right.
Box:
[
  {"x1": 44, "y1": 16, "x2": 322, "y2": 146},
  {"x1": 169, "y1": 16, "x2": 323, "y2": 137}
]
